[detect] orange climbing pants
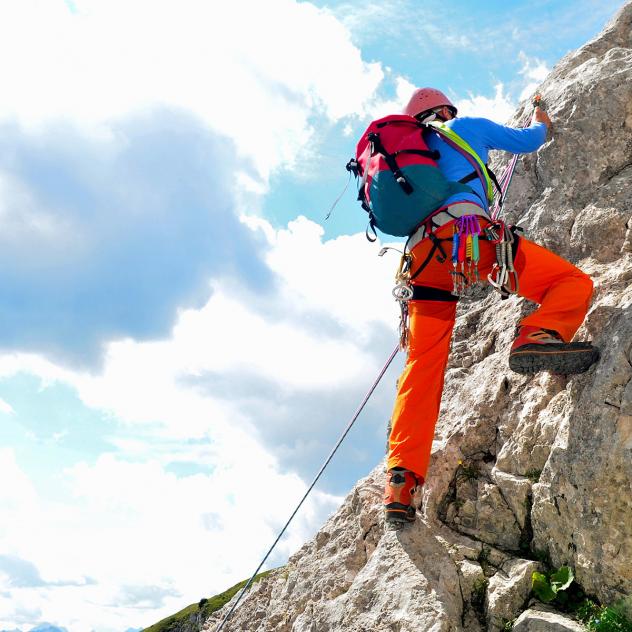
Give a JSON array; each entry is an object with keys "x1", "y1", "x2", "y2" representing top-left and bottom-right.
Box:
[{"x1": 387, "y1": 217, "x2": 594, "y2": 480}]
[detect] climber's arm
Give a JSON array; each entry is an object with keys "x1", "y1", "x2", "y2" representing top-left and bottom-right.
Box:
[{"x1": 476, "y1": 116, "x2": 548, "y2": 154}]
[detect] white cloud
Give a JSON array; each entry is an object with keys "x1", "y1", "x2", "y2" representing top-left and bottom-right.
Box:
[
  {"x1": 0, "y1": 448, "x2": 341, "y2": 631},
  {"x1": 47, "y1": 215, "x2": 398, "y2": 438},
  {"x1": 364, "y1": 76, "x2": 417, "y2": 121},
  {"x1": 0, "y1": 398, "x2": 14, "y2": 415},
  {"x1": 261, "y1": 216, "x2": 398, "y2": 332},
  {"x1": 0, "y1": 216, "x2": 399, "y2": 630},
  {"x1": 0, "y1": 449, "x2": 38, "y2": 512},
  {"x1": 455, "y1": 83, "x2": 517, "y2": 124},
  {"x1": 518, "y1": 52, "x2": 551, "y2": 101},
  {"x1": 0, "y1": 173, "x2": 66, "y2": 245},
  {"x1": 0, "y1": 0, "x2": 383, "y2": 180}
]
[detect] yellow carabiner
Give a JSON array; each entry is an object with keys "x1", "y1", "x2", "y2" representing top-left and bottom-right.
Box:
[{"x1": 396, "y1": 253, "x2": 413, "y2": 282}]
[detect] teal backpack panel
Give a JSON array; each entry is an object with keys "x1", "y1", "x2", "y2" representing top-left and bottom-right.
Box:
[{"x1": 369, "y1": 164, "x2": 466, "y2": 237}]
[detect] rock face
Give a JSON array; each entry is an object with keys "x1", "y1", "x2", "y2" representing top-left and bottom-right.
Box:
[
  {"x1": 512, "y1": 606, "x2": 586, "y2": 632},
  {"x1": 205, "y1": 4, "x2": 632, "y2": 631}
]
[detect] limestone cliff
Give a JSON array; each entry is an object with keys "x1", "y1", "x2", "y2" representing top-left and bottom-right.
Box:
[{"x1": 205, "y1": 3, "x2": 632, "y2": 630}]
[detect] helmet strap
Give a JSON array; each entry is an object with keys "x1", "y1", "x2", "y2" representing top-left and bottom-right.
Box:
[{"x1": 416, "y1": 110, "x2": 438, "y2": 123}]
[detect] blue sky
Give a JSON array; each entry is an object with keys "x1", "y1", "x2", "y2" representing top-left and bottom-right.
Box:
[{"x1": 0, "y1": 1, "x2": 624, "y2": 630}]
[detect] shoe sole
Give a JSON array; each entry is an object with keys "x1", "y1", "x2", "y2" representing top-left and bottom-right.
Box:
[
  {"x1": 385, "y1": 503, "x2": 416, "y2": 524},
  {"x1": 509, "y1": 343, "x2": 600, "y2": 375}
]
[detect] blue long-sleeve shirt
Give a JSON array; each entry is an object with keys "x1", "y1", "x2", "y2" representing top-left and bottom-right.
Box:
[{"x1": 425, "y1": 117, "x2": 548, "y2": 210}]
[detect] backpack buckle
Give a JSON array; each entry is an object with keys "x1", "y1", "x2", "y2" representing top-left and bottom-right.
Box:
[{"x1": 345, "y1": 158, "x2": 360, "y2": 177}]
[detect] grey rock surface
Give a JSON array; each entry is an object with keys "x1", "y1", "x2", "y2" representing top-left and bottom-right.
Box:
[
  {"x1": 512, "y1": 607, "x2": 586, "y2": 631},
  {"x1": 205, "y1": 3, "x2": 632, "y2": 631},
  {"x1": 485, "y1": 559, "x2": 542, "y2": 632},
  {"x1": 207, "y1": 470, "x2": 469, "y2": 631}
]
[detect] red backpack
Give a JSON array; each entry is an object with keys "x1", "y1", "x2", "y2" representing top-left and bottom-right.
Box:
[{"x1": 347, "y1": 115, "x2": 486, "y2": 239}]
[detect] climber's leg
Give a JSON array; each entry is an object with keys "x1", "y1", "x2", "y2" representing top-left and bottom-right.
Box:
[
  {"x1": 387, "y1": 297, "x2": 457, "y2": 480},
  {"x1": 508, "y1": 238, "x2": 599, "y2": 374}
]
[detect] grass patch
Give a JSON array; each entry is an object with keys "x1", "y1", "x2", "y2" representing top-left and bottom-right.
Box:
[
  {"x1": 143, "y1": 569, "x2": 277, "y2": 632},
  {"x1": 525, "y1": 469, "x2": 542, "y2": 483},
  {"x1": 577, "y1": 599, "x2": 632, "y2": 632},
  {"x1": 471, "y1": 577, "x2": 488, "y2": 609},
  {"x1": 458, "y1": 463, "x2": 479, "y2": 481},
  {"x1": 477, "y1": 545, "x2": 493, "y2": 575},
  {"x1": 502, "y1": 618, "x2": 516, "y2": 631}
]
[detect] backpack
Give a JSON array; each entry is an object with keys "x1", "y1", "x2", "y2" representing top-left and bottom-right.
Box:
[{"x1": 347, "y1": 115, "x2": 499, "y2": 240}]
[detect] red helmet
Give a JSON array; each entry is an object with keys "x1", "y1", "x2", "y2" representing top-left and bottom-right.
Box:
[{"x1": 403, "y1": 87, "x2": 456, "y2": 118}]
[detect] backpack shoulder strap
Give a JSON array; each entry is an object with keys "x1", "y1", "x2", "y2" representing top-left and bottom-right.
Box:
[
  {"x1": 425, "y1": 122, "x2": 495, "y2": 203},
  {"x1": 459, "y1": 164, "x2": 503, "y2": 207}
]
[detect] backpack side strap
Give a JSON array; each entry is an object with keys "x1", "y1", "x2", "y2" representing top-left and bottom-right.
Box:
[
  {"x1": 393, "y1": 148, "x2": 441, "y2": 160},
  {"x1": 367, "y1": 132, "x2": 413, "y2": 195}
]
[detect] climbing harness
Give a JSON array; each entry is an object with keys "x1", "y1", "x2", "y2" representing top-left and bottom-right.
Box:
[
  {"x1": 390, "y1": 219, "x2": 516, "y2": 350},
  {"x1": 214, "y1": 344, "x2": 400, "y2": 632}
]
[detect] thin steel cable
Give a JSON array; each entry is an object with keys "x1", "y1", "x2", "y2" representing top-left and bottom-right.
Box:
[{"x1": 214, "y1": 343, "x2": 400, "y2": 632}]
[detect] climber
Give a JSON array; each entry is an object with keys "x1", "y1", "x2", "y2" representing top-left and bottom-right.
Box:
[{"x1": 384, "y1": 87, "x2": 600, "y2": 525}]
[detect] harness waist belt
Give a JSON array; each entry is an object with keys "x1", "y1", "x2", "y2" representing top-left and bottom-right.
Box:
[
  {"x1": 410, "y1": 285, "x2": 459, "y2": 302},
  {"x1": 408, "y1": 202, "x2": 491, "y2": 250}
]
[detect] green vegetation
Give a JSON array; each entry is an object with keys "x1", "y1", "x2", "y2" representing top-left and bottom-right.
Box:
[
  {"x1": 531, "y1": 566, "x2": 632, "y2": 632},
  {"x1": 525, "y1": 469, "x2": 542, "y2": 483},
  {"x1": 470, "y1": 576, "x2": 488, "y2": 626},
  {"x1": 577, "y1": 599, "x2": 632, "y2": 632},
  {"x1": 458, "y1": 462, "x2": 479, "y2": 481},
  {"x1": 477, "y1": 545, "x2": 493, "y2": 575},
  {"x1": 532, "y1": 548, "x2": 552, "y2": 567},
  {"x1": 143, "y1": 569, "x2": 277, "y2": 632},
  {"x1": 532, "y1": 566, "x2": 574, "y2": 603},
  {"x1": 471, "y1": 576, "x2": 488, "y2": 609}
]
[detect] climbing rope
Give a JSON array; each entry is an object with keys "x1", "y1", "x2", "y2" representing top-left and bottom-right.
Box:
[
  {"x1": 214, "y1": 343, "x2": 400, "y2": 632},
  {"x1": 490, "y1": 95, "x2": 542, "y2": 220}
]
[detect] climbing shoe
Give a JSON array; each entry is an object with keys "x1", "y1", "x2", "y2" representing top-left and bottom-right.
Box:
[
  {"x1": 384, "y1": 467, "x2": 422, "y2": 524},
  {"x1": 509, "y1": 326, "x2": 599, "y2": 375}
]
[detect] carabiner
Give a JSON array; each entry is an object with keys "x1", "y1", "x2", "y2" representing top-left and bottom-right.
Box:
[{"x1": 392, "y1": 283, "x2": 414, "y2": 301}]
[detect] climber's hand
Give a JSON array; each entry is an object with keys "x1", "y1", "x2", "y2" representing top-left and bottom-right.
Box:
[{"x1": 533, "y1": 106, "x2": 552, "y2": 129}]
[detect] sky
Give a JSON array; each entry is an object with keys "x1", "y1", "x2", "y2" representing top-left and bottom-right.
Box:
[{"x1": 0, "y1": 0, "x2": 625, "y2": 630}]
